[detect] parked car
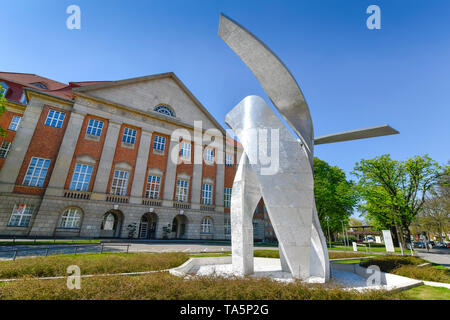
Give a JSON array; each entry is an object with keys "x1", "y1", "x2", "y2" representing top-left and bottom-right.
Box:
[{"x1": 413, "y1": 241, "x2": 426, "y2": 248}]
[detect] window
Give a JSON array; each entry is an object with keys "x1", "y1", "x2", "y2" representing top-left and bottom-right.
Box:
[
  {"x1": 59, "y1": 208, "x2": 82, "y2": 229},
  {"x1": 201, "y1": 217, "x2": 213, "y2": 233},
  {"x1": 8, "y1": 204, "x2": 33, "y2": 227},
  {"x1": 176, "y1": 179, "x2": 189, "y2": 202},
  {"x1": 225, "y1": 153, "x2": 234, "y2": 166},
  {"x1": 154, "y1": 105, "x2": 175, "y2": 117},
  {"x1": 202, "y1": 183, "x2": 213, "y2": 205},
  {"x1": 225, "y1": 218, "x2": 231, "y2": 235},
  {"x1": 153, "y1": 135, "x2": 166, "y2": 152},
  {"x1": 69, "y1": 164, "x2": 93, "y2": 191},
  {"x1": 111, "y1": 170, "x2": 129, "y2": 196},
  {"x1": 19, "y1": 92, "x2": 27, "y2": 104},
  {"x1": 9, "y1": 116, "x2": 21, "y2": 131},
  {"x1": 145, "y1": 175, "x2": 161, "y2": 199},
  {"x1": 122, "y1": 127, "x2": 137, "y2": 145},
  {"x1": 102, "y1": 213, "x2": 116, "y2": 230},
  {"x1": 44, "y1": 109, "x2": 65, "y2": 128},
  {"x1": 31, "y1": 82, "x2": 47, "y2": 89},
  {"x1": 204, "y1": 148, "x2": 214, "y2": 164},
  {"x1": 0, "y1": 141, "x2": 11, "y2": 158},
  {"x1": 180, "y1": 142, "x2": 191, "y2": 159},
  {"x1": 0, "y1": 81, "x2": 9, "y2": 98},
  {"x1": 23, "y1": 157, "x2": 50, "y2": 187},
  {"x1": 224, "y1": 187, "x2": 232, "y2": 208},
  {"x1": 86, "y1": 119, "x2": 104, "y2": 137}
]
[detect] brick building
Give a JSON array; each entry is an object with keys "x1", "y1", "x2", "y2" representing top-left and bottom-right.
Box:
[{"x1": 0, "y1": 72, "x2": 274, "y2": 241}]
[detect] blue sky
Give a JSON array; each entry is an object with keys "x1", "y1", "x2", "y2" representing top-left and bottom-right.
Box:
[{"x1": 1, "y1": 0, "x2": 449, "y2": 181}]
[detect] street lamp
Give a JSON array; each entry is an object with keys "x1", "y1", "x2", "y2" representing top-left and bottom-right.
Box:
[{"x1": 325, "y1": 216, "x2": 331, "y2": 249}]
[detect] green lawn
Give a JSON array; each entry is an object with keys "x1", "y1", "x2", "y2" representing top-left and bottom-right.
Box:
[
  {"x1": 400, "y1": 285, "x2": 450, "y2": 300},
  {"x1": 329, "y1": 245, "x2": 410, "y2": 254}
]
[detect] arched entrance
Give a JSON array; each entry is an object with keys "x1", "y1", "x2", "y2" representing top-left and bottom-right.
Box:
[
  {"x1": 100, "y1": 210, "x2": 123, "y2": 238},
  {"x1": 171, "y1": 214, "x2": 188, "y2": 239},
  {"x1": 138, "y1": 212, "x2": 158, "y2": 239}
]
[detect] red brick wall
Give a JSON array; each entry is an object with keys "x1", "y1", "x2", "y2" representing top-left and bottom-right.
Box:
[
  {"x1": 173, "y1": 139, "x2": 193, "y2": 202},
  {"x1": 14, "y1": 105, "x2": 70, "y2": 195},
  {"x1": 0, "y1": 110, "x2": 22, "y2": 170},
  {"x1": 144, "y1": 132, "x2": 171, "y2": 199},
  {"x1": 64, "y1": 115, "x2": 109, "y2": 191},
  {"x1": 106, "y1": 124, "x2": 141, "y2": 195},
  {"x1": 224, "y1": 149, "x2": 237, "y2": 213},
  {"x1": 201, "y1": 146, "x2": 217, "y2": 205}
]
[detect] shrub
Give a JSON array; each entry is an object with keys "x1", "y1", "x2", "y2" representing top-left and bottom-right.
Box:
[
  {"x1": 360, "y1": 256, "x2": 450, "y2": 283},
  {"x1": 0, "y1": 272, "x2": 399, "y2": 300},
  {"x1": 0, "y1": 252, "x2": 188, "y2": 279}
]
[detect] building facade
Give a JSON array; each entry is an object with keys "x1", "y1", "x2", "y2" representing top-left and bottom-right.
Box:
[{"x1": 0, "y1": 72, "x2": 273, "y2": 240}]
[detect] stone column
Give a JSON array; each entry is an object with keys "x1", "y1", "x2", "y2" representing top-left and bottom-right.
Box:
[
  {"x1": 190, "y1": 141, "x2": 203, "y2": 210},
  {"x1": 161, "y1": 137, "x2": 179, "y2": 206},
  {"x1": 91, "y1": 121, "x2": 122, "y2": 200},
  {"x1": 129, "y1": 130, "x2": 152, "y2": 204},
  {"x1": 0, "y1": 101, "x2": 42, "y2": 193},
  {"x1": 45, "y1": 112, "x2": 86, "y2": 197}
]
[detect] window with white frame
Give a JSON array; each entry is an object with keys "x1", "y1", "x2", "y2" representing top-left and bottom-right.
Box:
[
  {"x1": 145, "y1": 175, "x2": 161, "y2": 199},
  {"x1": 111, "y1": 170, "x2": 129, "y2": 196},
  {"x1": 122, "y1": 127, "x2": 137, "y2": 145},
  {"x1": 225, "y1": 153, "x2": 234, "y2": 166},
  {"x1": 8, "y1": 204, "x2": 33, "y2": 227},
  {"x1": 23, "y1": 157, "x2": 51, "y2": 187},
  {"x1": 225, "y1": 218, "x2": 231, "y2": 235},
  {"x1": 175, "y1": 179, "x2": 189, "y2": 202},
  {"x1": 8, "y1": 116, "x2": 22, "y2": 131},
  {"x1": 180, "y1": 141, "x2": 191, "y2": 159},
  {"x1": 201, "y1": 217, "x2": 213, "y2": 233},
  {"x1": 69, "y1": 164, "x2": 93, "y2": 191},
  {"x1": 202, "y1": 183, "x2": 213, "y2": 205},
  {"x1": 59, "y1": 208, "x2": 82, "y2": 229},
  {"x1": 44, "y1": 109, "x2": 65, "y2": 128},
  {"x1": 153, "y1": 135, "x2": 166, "y2": 152},
  {"x1": 204, "y1": 148, "x2": 214, "y2": 164},
  {"x1": 0, "y1": 141, "x2": 11, "y2": 158},
  {"x1": 86, "y1": 119, "x2": 104, "y2": 137},
  {"x1": 224, "y1": 187, "x2": 232, "y2": 208}
]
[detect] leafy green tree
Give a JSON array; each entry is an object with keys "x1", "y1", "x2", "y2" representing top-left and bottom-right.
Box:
[
  {"x1": 0, "y1": 84, "x2": 7, "y2": 137},
  {"x1": 314, "y1": 157, "x2": 358, "y2": 241},
  {"x1": 352, "y1": 154, "x2": 445, "y2": 248}
]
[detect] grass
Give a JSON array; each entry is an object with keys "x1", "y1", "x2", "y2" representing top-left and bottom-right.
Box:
[
  {"x1": 399, "y1": 285, "x2": 450, "y2": 300},
  {"x1": 0, "y1": 272, "x2": 399, "y2": 300},
  {"x1": 329, "y1": 245, "x2": 408, "y2": 254},
  {"x1": 0, "y1": 252, "x2": 188, "y2": 279},
  {"x1": 0, "y1": 240, "x2": 100, "y2": 246},
  {"x1": 360, "y1": 256, "x2": 450, "y2": 283},
  {"x1": 253, "y1": 250, "x2": 369, "y2": 260}
]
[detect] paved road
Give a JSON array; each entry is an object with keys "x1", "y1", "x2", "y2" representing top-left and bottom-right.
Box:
[{"x1": 414, "y1": 247, "x2": 450, "y2": 268}]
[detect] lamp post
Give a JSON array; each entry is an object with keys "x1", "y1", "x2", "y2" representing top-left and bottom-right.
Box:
[
  {"x1": 341, "y1": 220, "x2": 348, "y2": 249},
  {"x1": 325, "y1": 216, "x2": 331, "y2": 249}
]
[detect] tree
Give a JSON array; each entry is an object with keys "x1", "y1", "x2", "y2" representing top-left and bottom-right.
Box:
[
  {"x1": 352, "y1": 154, "x2": 445, "y2": 248},
  {"x1": 0, "y1": 84, "x2": 8, "y2": 137},
  {"x1": 314, "y1": 157, "x2": 358, "y2": 241},
  {"x1": 349, "y1": 217, "x2": 363, "y2": 227},
  {"x1": 411, "y1": 166, "x2": 450, "y2": 241}
]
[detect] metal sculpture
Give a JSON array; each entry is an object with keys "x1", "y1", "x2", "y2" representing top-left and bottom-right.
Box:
[{"x1": 219, "y1": 14, "x2": 398, "y2": 282}]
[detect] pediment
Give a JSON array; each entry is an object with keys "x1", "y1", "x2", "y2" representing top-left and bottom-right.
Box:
[{"x1": 74, "y1": 73, "x2": 224, "y2": 132}]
